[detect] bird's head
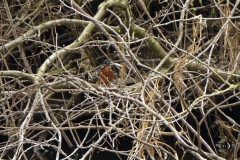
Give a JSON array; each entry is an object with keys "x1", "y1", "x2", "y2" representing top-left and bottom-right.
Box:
[{"x1": 101, "y1": 59, "x2": 112, "y2": 69}]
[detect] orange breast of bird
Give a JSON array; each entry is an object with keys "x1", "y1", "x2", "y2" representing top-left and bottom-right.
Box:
[{"x1": 97, "y1": 66, "x2": 114, "y2": 86}]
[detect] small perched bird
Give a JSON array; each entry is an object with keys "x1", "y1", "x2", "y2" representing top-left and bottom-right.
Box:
[{"x1": 96, "y1": 59, "x2": 114, "y2": 86}]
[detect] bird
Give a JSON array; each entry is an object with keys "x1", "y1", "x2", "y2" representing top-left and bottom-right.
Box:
[{"x1": 96, "y1": 59, "x2": 114, "y2": 86}]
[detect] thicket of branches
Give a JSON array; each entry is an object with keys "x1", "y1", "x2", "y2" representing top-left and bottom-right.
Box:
[{"x1": 1, "y1": 0, "x2": 240, "y2": 159}]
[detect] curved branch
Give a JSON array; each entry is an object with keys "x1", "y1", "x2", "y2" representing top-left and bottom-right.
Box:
[{"x1": 0, "y1": 70, "x2": 37, "y2": 83}]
